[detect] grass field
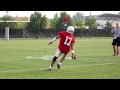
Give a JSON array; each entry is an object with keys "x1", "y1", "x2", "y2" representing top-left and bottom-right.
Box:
[{"x1": 0, "y1": 37, "x2": 120, "y2": 79}]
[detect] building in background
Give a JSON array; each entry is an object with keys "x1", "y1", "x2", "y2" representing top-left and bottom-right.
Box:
[{"x1": 95, "y1": 13, "x2": 120, "y2": 29}]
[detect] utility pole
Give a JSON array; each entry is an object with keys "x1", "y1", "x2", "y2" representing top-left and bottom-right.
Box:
[
  {"x1": 6, "y1": 11, "x2": 8, "y2": 16},
  {"x1": 83, "y1": 11, "x2": 85, "y2": 23},
  {"x1": 90, "y1": 11, "x2": 91, "y2": 19}
]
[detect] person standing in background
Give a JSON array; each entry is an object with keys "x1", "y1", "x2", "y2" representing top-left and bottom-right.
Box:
[{"x1": 111, "y1": 22, "x2": 120, "y2": 56}]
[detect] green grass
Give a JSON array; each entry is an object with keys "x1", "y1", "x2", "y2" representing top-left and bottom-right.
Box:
[{"x1": 0, "y1": 37, "x2": 120, "y2": 79}]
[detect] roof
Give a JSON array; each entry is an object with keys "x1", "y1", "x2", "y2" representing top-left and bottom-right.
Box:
[
  {"x1": 97, "y1": 13, "x2": 120, "y2": 18},
  {"x1": 96, "y1": 20, "x2": 106, "y2": 25}
]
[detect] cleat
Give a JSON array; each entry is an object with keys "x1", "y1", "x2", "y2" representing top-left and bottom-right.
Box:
[
  {"x1": 48, "y1": 67, "x2": 52, "y2": 71},
  {"x1": 48, "y1": 65, "x2": 52, "y2": 71},
  {"x1": 113, "y1": 53, "x2": 118, "y2": 56},
  {"x1": 57, "y1": 64, "x2": 60, "y2": 69},
  {"x1": 117, "y1": 54, "x2": 120, "y2": 56}
]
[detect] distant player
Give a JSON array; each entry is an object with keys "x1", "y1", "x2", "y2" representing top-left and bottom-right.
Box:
[
  {"x1": 48, "y1": 26, "x2": 76, "y2": 71},
  {"x1": 111, "y1": 22, "x2": 120, "y2": 56}
]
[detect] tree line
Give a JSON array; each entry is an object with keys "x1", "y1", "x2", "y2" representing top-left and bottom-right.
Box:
[{"x1": 0, "y1": 11, "x2": 113, "y2": 30}]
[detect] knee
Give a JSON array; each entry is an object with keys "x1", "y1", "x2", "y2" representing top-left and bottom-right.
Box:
[{"x1": 52, "y1": 56, "x2": 58, "y2": 62}]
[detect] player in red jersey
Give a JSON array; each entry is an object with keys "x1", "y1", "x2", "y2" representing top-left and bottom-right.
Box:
[{"x1": 48, "y1": 26, "x2": 76, "y2": 71}]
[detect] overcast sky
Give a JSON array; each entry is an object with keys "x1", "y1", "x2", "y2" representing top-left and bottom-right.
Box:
[{"x1": 0, "y1": 11, "x2": 120, "y2": 19}]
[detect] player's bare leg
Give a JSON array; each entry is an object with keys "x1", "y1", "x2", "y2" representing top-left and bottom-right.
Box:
[
  {"x1": 117, "y1": 46, "x2": 120, "y2": 56},
  {"x1": 48, "y1": 49, "x2": 61, "y2": 71},
  {"x1": 48, "y1": 56, "x2": 58, "y2": 71},
  {"x1": 113, "y1": 45, "x2": 117, "y2": 56},
  {"x1": 57, "y1": 54, "x2": 67, "y2": 69}
]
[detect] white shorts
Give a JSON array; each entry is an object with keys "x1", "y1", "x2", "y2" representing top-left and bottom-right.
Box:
[{"x1": 54, "y1": 48, "x2": 62, "y2": 57}]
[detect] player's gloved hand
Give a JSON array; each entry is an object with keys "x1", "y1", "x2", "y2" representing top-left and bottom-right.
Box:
[{"x1": 72, "y1": 53, "x2": 76, "y2": 59}]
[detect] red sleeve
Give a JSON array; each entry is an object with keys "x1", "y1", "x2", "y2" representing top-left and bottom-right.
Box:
[
  {"x1": 58, "y1": 31, "x2": 64, "y2": 37},
  {"x1": 72, "y1": 36, "x2": 76, "y2": 44},
  {"x1": 58, "y1": 31, "x2": 63, "y2": 34}
]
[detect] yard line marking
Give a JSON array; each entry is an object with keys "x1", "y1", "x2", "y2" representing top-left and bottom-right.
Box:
[
  {"x1": 0, "y1": 63, "x2": 118, "y2": 73},
  {"x1": 0, "y1": 59, "x2": 22, "y2": 61},
  {"x1": 0, "y1": 67, "x2": 47, "y2": 73},
  {"x1": 25, "y1": 55, "x2": 72, "y2": 60},
  {"x1": 0, "y1": 54, "x2": 117, "y2": 62}
]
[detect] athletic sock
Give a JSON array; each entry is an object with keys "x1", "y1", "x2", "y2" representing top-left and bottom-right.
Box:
[
  {"x1": 59, "y1": 61, "x2": 62, "y2": 65},
  {"x1": 49, "y1": 65, "x2": 53, "y2": 68}
]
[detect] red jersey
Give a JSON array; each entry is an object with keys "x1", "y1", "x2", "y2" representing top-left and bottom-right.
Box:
[{"x1": 58, "y1": 31, "x2": 76, "y2": 54}]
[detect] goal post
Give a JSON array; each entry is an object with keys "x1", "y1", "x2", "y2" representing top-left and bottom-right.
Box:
[
  {"x1": 0, "y1": 20, "x2": 30, "y2": 41},
  {"x1": 5, "y1": 22, "x2": 10, "y2": 41},
  {"x1": 0, "y1": 11, "x2": 30, "y2": 41}
]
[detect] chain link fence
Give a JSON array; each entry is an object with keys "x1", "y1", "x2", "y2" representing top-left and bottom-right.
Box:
[{"x1": 0, "y1": 29, "x2": 113, "y2": 39}]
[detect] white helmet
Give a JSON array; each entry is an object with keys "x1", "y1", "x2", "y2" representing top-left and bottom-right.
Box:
[{"x1": 66, "y1": 26, "x2": 75, "y2": 34}]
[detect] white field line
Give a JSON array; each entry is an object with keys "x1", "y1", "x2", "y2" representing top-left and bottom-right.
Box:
[
  {"x1": 25, "y1": 55, "x2": 72, "y2": 60},
  {"x1": 0, "y1": 63, "x2": 118, "y2": 73},
  {"x1": 0, "y1": 54, "x2": 113, "y2": 62},
  {"x1": 0, "y1": 59, "x2": 21, "y2": 61},
  {"x1": 0, "y1": 55, "x2": 71, "y2": 61}
]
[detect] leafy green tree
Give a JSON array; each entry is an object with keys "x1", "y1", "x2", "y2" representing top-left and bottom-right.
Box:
[
  {"x1": 67, "y1": 15, "x2": 74, "y2": 26},
  {"x1": 72, "y1": 12, "x2": 83, "y2": 23},
  {"x1": 0, "y1": 15, "x2": 17, "y2": 29},
  {"x1": 105, "y1": 20, "x2": 112, "y2": 30},
  {"x1": 85, "y1": 18, "x2": 97, "y2": 30},
  {"x1": 26, "y1": 11, "x2": 48, "y2": 30},
  {"x1": 56, "y1": 11, "x2": 74, "y2": 29},
  {"x1": 40, "y1": 15, "x2": 48, "y2": 29},
  {"x1": 50, "y1": 13, "x2": 59, "y2": 29},
  {"x1": 28, "y1": 11, "x2": 42, "y2": 30},
  {"x1": 46, "y1": 19, "x2": 51, "y2": 29},
  {"x1": 16, "y1": 17, "x2": 29, "y2": 29},
  {"x1": 75, "y1": 18, "x2": 85, "y2": 29}
]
